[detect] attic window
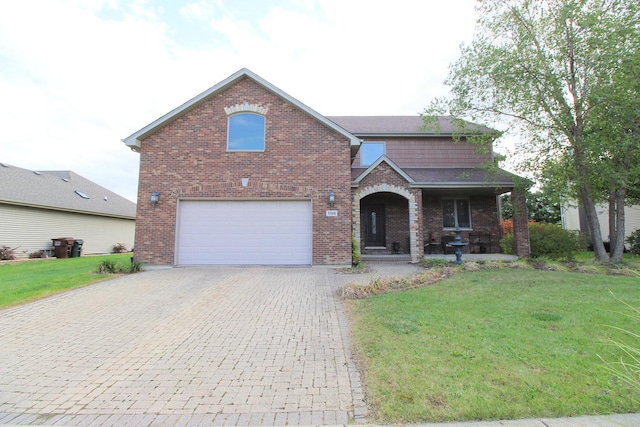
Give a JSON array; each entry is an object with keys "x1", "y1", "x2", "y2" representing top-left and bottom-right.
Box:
[
  {"x1": 227, "y1": 113, "x2": 266, "y2": 151},
  {"x1": 33, "y1": 171, "x2": 41, "y2": 175},
  {"x1": 62, "y1": 178, "x2": 69, "y2": 182},
  {"x1": 75, "y1": 190, "x2": 90, "y2": 199}
]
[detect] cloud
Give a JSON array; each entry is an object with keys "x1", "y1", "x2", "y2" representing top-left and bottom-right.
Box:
[{"x1": 0, "y1": 0, "x2": 480, "y2": 202}]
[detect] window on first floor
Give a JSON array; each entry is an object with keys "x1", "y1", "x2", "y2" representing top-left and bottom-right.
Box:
[
  {"x1": 442, "y1": 198, "x2": 471, "y2": 229},
  {"x1": 227, "y1": 113, "x2": 266, "y2": 151},
  {"x1": 360, "y1": 142, "x2": 385, "y2": 166}
]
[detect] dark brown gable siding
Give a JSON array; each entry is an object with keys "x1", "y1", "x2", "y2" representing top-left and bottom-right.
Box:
[
  {"x1": 354, "y1": 137, "x2": 491, "y2": 168},
  {"x1": 135, "y1": 76, "x2": 352, "y2": 265}
]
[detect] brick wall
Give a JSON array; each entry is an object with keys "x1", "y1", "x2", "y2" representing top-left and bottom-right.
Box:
[
  {"x1": 422, "y1": 194, "x2": 502, "y2": 253},
  {"x1": 135, "y1": 76, "x2": 352, "y2": 265}
]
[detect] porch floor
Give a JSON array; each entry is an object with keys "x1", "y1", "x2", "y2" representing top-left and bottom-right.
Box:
[{"x1": 362, "y1": 254, "x2": 519, "y2": 262}]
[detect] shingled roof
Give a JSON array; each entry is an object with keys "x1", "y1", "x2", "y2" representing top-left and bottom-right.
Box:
[
  {"x1": 0, "y1": 164, "x2": 136, "y2": 219},
  {"x1": 327, "y1": 116, "x2": 495, "y2": 136}
]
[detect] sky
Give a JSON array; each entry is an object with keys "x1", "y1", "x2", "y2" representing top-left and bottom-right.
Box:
[{"x1": 0, "y1": 0, "x2": 484, "y2": 203}]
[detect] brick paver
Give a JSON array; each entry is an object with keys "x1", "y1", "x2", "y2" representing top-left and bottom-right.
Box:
[{"x1": 0, "y1": 267, "x2": 362, "y2": 426}]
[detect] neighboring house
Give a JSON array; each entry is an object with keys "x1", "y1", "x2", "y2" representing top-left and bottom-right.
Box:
[
  {"x1": 0, "y1": 164, "x2": 136, "y2": 258},
  {"x1": 562, "y1": 203, "x2": 640, "y2": 249},
  {"x1": 123, "y1": 68, "x2": 529, "y2": 267}
]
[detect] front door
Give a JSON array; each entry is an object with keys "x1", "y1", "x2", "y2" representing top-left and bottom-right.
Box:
[{"x1": 364, "y1": 205, "x2": 386, "y2": 247}]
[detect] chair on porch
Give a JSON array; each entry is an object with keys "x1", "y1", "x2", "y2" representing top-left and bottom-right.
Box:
[
  {"x1": 441, "y1": 235, "x2": 456, "y2": 254},
  {"x1": 424, "y1": 231, "x2": 438, "y2": 254}
]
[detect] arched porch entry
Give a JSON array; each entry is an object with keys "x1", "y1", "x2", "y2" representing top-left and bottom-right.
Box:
[{"x1": 352, "y1": 185, "x2": 423, "y2": 263}]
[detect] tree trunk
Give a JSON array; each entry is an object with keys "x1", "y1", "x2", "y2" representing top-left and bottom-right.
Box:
[
  {"x1": 608, "y1": 190, "x2": 616, "y2": 251},
  {"x1": 579, "y1": 185, "x2": 608, "y2": 261},
  {"x1": 610, "y1": 188, "x2": 627, "y2": 263}
]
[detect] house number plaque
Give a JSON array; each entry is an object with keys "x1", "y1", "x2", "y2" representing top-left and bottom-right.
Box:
[{"x1": 326, "y1": 210, "x2": 338, "y2": 217}]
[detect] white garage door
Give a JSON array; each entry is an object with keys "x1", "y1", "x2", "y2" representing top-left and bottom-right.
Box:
[{"x1": 176, "y1": 200, "x2": 312, "y2": 265}]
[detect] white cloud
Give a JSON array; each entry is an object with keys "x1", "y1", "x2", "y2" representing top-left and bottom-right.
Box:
[{"x1": 0, "y1": 0, "x2": 481, "y2": 202}]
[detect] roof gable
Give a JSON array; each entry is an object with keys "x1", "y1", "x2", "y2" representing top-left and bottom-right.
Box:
[
  {"x1": 0, "y1": 164, "x2": 136, "y2": 218},
  {"x1": 352, "y1": 155, "x2": 414, "y2": 184},
  {"x1": 123, "y1": 68, "x2": 361, "y2": 152}
]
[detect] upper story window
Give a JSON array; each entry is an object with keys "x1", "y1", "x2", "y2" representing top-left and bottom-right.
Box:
[
  {"x1": 360, "y1": 142, "x2": 385, "y2": 166},
  {"x1": 442, "y1": 198, "x2": 471, "y2": 229},
  {"x1": 227, "y1": 113, "x2": 266, "y2": 151}
]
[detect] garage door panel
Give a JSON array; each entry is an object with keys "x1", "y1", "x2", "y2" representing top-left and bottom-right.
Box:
[{"x1": 176, "y1": 200, "x2": 311, "y2": 265}]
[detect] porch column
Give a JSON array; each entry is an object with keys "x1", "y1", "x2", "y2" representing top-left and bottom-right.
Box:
[
  {"x1": 352, "y1": 192, "x2": 361, "y2": 258},
  {"x1": 511, "y1": 189, "x2": 531, "y2": 257},
  {"x1": 409, "y1": 190, "x2": 424, "y2": 263}
]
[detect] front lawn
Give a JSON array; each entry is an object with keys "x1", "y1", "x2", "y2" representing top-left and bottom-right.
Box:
[
  {"x1": 0, "y1": 253, "x2": 133, "y2": 309},
  {"x1": 348, "y1": 268, "x2": 640, "y2": 423}
]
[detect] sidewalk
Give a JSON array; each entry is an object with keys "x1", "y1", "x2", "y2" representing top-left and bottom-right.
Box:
[{"x1": 407, "y1": 413, "x2": 640, "y2": 426}]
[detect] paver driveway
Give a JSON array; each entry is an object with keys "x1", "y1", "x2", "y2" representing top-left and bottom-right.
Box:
[{"x1": 0, "y1": 267, "x2": 363, "y2": 426}]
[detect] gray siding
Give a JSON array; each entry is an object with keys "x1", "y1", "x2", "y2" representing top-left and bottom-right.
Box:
[{"x1": 0, "y1": 204, "x2": 135, "y2": 258}]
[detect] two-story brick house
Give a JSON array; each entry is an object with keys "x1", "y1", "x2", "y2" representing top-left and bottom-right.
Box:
[{"x1": 124, "y1": 68, "x2": 530, "y2": 267}]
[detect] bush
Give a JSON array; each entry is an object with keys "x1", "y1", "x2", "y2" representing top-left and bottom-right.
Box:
[
  {"x1": 627, "y1": 229, "x2": 640, "y2": 255},
  {"x1": 500, "y1": 233, "x2": 516, "y2": 255},
  {"x1": 28, "y1": 250, "x2": 47, "y2": 259},
  {"x1": 96, "y1": 259, "x2": 142, "y2": 274},
  {"x1": 501, "y1": 219, "x2": 514, "y2": 235},
  {"x1": 352, "y1": 235, "x2": 362, "y2": 266},
  {"x1": 112, "y1": 243, "x2": 129, "y2": 254},
  {"x1": 0, "y1": 245, "x2": 17, "y2": 260},
  {"x1": 500, "y1": 222, "x2": 586, "y2": 260}
]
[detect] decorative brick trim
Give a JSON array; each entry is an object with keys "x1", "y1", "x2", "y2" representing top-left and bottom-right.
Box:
[{"x1": 169, "y1": 181, "x2": 317, "y2": 198}]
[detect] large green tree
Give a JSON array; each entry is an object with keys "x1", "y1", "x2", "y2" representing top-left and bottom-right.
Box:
[{"x1": 424, "y1": 0, "x2": 640, "y2": 262}]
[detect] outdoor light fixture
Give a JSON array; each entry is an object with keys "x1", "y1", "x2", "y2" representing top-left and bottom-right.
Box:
[
  {"x1": 328, "y1": 190, "x2": 335, "y2": 205},
  {"x1": 150, "y1": 191, "x2": 160, "y2": 206}
]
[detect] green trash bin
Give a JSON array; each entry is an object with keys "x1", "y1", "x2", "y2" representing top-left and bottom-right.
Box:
[{"x1": 71, "y1": 239, "x2": 84, "y2": 257}]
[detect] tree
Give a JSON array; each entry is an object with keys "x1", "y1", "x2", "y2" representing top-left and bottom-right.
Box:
[
  {"x1": 424, "y1": 0, "x2": 640, "y2": 263},
  {"x1": 501, "y1": 190, "x2": 562, "y2": 224}
]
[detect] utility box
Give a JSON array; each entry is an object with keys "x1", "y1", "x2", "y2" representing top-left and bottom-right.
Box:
[
  {"x1": 52, "y1": 238, "x2": 74, "y2": 258},
  {"x1": 71, "y1": 239, "x2": 84, "y2": 258}
]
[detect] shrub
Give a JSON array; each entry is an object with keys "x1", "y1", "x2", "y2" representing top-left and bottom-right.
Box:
[
  {"x1": 352, "y1": 235, "x2": 362, "y2": 266},
  {"x1": 28, "y1": 250, "x2": 47, "y2": 259},
  {"x1": 0, "y1": 245, "x2": 17, "y2": 260},
  {"x1": 112, "y1": 243, "x2": 129, "y2": 254},
  {"x1": 96, "y1": 259, "x2": 142, "y2": 274},
  {"x1": 500, "y1": 233, "x2": 516, "y2": 255},
  {"x1": 500, "y1": 222, "x2": 586, "y2": 260},
  {"x1": 501, "y1": 219, "x2": 514, "y2": 235},
  {"x1": 627, "y1": 229, "x2": 640, "y2": 255},
  {"x1": 97, "y1": 260, "x2": 118, "y2": 274}
]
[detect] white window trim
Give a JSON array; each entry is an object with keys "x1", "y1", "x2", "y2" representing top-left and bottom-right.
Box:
[
  {"x1": 442, "y1": 197, "x2": 472, "y2": 230},
  {"x1": 360, "y1": 141, "x2": 386, "y2": 166},
  {"x1": 226, "y1": 112, "x2": 266, "y2": 152}
]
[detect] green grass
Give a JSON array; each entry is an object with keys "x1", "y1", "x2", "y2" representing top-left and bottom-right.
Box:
[
  {"x1": 349, "y1": 268, "x2": 640, "y2": 423},
  {"x1": 0, "y1": 254, "x2": 133, "y2": 309}
]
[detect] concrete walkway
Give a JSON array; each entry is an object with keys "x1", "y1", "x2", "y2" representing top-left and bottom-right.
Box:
[{"x1": 0, "y1": 267, "x2": 363, "y2": 426}]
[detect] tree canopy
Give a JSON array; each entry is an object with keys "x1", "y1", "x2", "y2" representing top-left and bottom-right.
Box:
[{"x1": 424, "y1": 0, "x2": 640, "y2": 262}]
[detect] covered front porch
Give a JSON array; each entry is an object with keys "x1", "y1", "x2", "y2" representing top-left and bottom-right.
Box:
[
  {"x1": 351, "y1": 158, "x2": 531, "y2": 263},
  {"x1": 353, "y1": 186, "x2": 530, "y2": 263}
]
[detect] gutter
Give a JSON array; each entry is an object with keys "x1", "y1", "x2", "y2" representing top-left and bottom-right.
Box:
[{"x1": 0, "y1": 199, "x2": 136, "y2": 221}]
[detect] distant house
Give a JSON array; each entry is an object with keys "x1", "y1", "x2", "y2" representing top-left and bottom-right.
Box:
[
  {"x1": 0, "y1": 163, "x2": 136, "y2": 258},
  {"x1": 562, "y1": 203, "x2": 640, "y2": 249}
]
